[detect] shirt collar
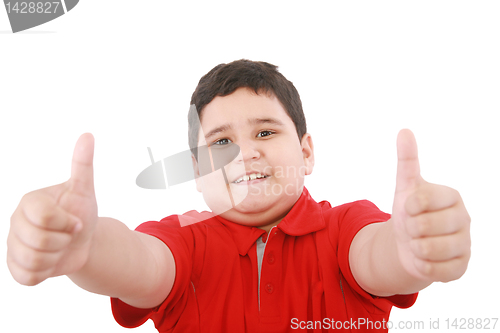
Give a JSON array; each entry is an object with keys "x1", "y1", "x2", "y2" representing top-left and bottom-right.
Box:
[
  {"x1": 214, "y1": 187, "x2": 325, "y2": 256},
  {"x1": 277, "y1": 187, "x2": 326, "y2": 236}
]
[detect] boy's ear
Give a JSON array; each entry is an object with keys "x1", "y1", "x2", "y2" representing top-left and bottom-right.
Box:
[
  {"x1": 301, "y1": 133, "x2": 314, "y2": 175},
  {"x1": 191, "y1": 154, "x2": 203, "y2": 193}
]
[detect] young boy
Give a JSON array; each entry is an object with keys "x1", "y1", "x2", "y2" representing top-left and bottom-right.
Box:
[{"x1": 7, "y1": 59, "x2": 471, "y2": 332}]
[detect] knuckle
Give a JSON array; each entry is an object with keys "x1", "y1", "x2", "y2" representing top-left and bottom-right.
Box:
[
  {"x1": 23, "y1": 250, "x2": 46, "y2": 271},
  {"x1": 439, "y1": 240, "x2": 452, "y2": 258},
  {"x1": 10, "y1": 269, "x2": 31, "y2": 287},
  {"x1": 417, "y1": 238, "x2": 432, "y2": 258},
  {"x1": 453, "y1": 266, "x2": 467, "y2": 281},
  {"x1": 441, "y1": 261, "x2": 467, "y2": 283},
  {"x1": 414, "y1": 191, "x2": 430, "y2": 212},
  {"x1": 26, "y1": 275, "x2": 42, "y2": 286},
  {"x1": 459, "y1": 230, "x2": 471, "y2": 249},
  {"x1": 36, "y1": 207, "x2": 56, "y2": 229},
  {"x1": 442, "y1": 214, "x2": 455, "y2": 234},
  {"x1": 23, "y1": 272, "x2": 44, "y2": 286},
  {"x1": 463, "y1": 208, "x2": 472, "y2": 224},
  {"x1": 23, "y1": 194, "x2": 57, "y2": 229},
  {"x1": 465, "y1": 234, "x2": 472, "y2": 250},
  {"x1": 415, "y1": 215, "x2": 431, "y2": 236},
  {"x1": 34, "y1": 233, "x2": 53, "y2": 251},
  {"x1": 7, "y1": 249, "x2": 43, "y2": 286},
  {"x1": 21, "y1": 190, "x2": 41, "y2": 209},
  {"x1": 462, "y1": 252, "x2": 471, "y2": 270},
  {"x1": 451, "y1": 187, "x2": 460, "y2": 200},
  {"x1": 20, "y1": 191, "x2": 33, "y2": 204},
  {"x1": 16, "y1": 271, "x2": 41, "y2": 286},
  {"x1": 9, "y1": 210, "x2": 21, "y2": 229},
  {"x1": 417, "y1": 259, "x2": 433, "y2": 276}
]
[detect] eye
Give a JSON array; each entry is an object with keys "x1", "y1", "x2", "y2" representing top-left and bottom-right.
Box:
[
  {"x1": 257, "y1": 130, "x2": 275, "y2": 138},
  {"x1": 212, "y1": 138, "x2": 232, "y2": 146}
]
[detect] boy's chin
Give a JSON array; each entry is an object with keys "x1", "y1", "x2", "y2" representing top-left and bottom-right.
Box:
[
  {"x1": 217, "y1": 194, "x2": 298, "y2": 228},
  {"x1": 205, "y1": 193, "x2": 278, "y2": 220},
  {"x1": 232, "y1": 196, "x2": 273, "y2": 214},
  {"x1": 228, "y1": 189, "x2": 300, "y2": 218},
  {"x1": 202, "y1": 182, "x2": 303, "y2": 221}
]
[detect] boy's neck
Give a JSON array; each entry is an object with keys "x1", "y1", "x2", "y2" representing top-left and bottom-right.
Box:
[{"x1": 257, "y1": 218, "x2": 282, "y2": 233}]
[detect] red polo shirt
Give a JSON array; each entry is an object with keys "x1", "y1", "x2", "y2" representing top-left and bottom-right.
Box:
[{"x1": 111, "y1": 187, "x2": 417, "y2": 332}]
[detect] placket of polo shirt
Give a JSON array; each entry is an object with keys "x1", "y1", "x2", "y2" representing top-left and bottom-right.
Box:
[{"x1": 258, "y1": 226, "x2": 284, "y2": 324}]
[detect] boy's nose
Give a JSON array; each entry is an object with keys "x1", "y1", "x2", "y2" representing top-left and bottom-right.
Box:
[{"x1": 236, "y1": 142, "x2": 261, "y2": 162}]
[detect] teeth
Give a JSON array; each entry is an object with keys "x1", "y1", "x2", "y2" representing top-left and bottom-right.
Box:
[{"x1": 234, "y1": 173, "x2": 267, "y2": 183}]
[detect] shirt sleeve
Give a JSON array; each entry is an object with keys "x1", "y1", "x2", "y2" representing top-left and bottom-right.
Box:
[
  {"x1": 110, "y1": 214, "x2": 197, "y2": 330},
  {"x1": 336, "y1": 200, "x2": 418, "y2": 310}
]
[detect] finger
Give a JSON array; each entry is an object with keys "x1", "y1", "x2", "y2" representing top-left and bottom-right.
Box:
[
  {"x1": 11, "y1": 208, "x2": 74, "y2": 252},
  {"x1": 395, "y1": 129, "x2": 423, "y2": 194},
  {"x1": 413, "y1": 254, "x2": 470, "y2": 282},
  {"x1": 410, "y1": 230, "x2": 471, "y2": 261},
  {"x1": 6, "y1": 251, "x2": 51, "y2": 286},
  {"x1": 7, "y1": 232, "x2": 62, "y2": 273},
  {"x1": 20, "y1": 192, "x2": 82, "y2": 233},
  {"x1": 70, "y1": 133, "x2": 95, "y2": 196},
  {"x1": 406, "y1": 203, "x2": 470, "y2": 238},
  {"x1": 405, "y1": 184, "x2": 462, "y2": 216}
]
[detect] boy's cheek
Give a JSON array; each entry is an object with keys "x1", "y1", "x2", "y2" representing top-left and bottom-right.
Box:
[
  {"x1": 228, "y1": 183, "x2": 249, "y2": 207},
  {"x1": 195, "y1": 177, "x2": 202, "y2": 193},
  {"x1": 198, "y1": 170, "x2": 246, "y2": 215}
]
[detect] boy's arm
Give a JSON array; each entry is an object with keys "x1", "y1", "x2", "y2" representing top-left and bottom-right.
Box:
[
  {"x1": 68, "y1": 217, "x2": 175, "y2": 309},
  {"x1": 7, "y1": 133, "x2": 175, "y2": 309},
  {"x1": 349, "y1": 130, "x2": 471, "y2": 296}
]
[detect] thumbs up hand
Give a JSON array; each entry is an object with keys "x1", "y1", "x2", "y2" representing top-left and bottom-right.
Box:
[
  {"x1": 391, "y1": 130, "x2": 471, "y2": 283},
  {"x1": 7, "y1": 133, "x2": 99, "y2": 286}
]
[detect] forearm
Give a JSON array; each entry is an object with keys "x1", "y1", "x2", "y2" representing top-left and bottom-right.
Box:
[
  {"x1": 350, "y1": 219, "x2": 431, "y2": 297},
  {"x1": 68, "y1": 217, "x2": 175, "y2": 308}
]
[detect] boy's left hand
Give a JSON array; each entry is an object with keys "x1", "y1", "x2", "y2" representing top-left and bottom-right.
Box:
[{"x1": 391, "y1": 129, "x2": 471, "y2": 282}]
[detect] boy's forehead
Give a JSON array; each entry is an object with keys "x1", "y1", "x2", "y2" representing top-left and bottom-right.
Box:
[{"x1": 198, "y1": 88, "x2": 294, "y2": 140}]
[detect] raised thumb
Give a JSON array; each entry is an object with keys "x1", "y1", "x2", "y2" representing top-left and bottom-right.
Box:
[
  {"x1": 395, "y1": 129, "x2": 422, "y2": 194},
  {"x1": 70, "y1": 133, "x2": 95, "y2": 195}
]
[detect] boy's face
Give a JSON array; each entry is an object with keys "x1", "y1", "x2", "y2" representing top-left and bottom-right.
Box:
[{"x1": 194, "y1": 87, "x2": 314, "y2": 228}]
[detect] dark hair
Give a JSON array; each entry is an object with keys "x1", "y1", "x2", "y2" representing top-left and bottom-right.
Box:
[{"x1": 188, "y1": 59, "x2": 306, "y2": 155}]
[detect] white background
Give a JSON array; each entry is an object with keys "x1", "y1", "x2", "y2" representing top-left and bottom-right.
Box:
[{"x1": 1, "y1": 1, "x2": 499, "y2": 332}]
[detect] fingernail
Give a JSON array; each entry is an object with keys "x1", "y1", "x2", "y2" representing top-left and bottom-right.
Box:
[{"x1": 73, "y1": 222, "x2": 83, "y2": 233}]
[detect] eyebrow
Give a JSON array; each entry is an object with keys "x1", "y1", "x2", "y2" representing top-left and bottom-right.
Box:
[
  {"x1": 204, "y1": 117, "x2": 285, "y2": 141},
  {"x1": 204, "y1": 124, "x2": 233, "y2": 141},
  {"x1": 249, "y1": 117, "x2": 285, "y2": 127}
]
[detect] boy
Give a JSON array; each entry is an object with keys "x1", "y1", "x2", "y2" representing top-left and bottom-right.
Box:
[{"x1": 7, "y1": 59, "x2": 471, "y2": 332}]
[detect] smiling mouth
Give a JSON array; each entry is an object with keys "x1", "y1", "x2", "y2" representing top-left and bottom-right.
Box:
[{"x1": 232, "y1": 173, "x2": 270, "y2": 184}]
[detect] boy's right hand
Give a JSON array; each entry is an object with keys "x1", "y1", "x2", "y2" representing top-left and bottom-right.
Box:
[{"x1": 7, "y1": 133, "x2": 98, "y2": 286}]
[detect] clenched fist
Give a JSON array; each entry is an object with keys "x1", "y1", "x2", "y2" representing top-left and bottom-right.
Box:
[
  {"x1": 392, "y1": 129, "x2": 471, "y2": 282},
  {"x1": 7, "y1": 133, "x2": 98, "y2": 286}
]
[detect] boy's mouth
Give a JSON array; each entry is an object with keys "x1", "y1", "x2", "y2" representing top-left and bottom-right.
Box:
[{"x1": 232, "y1": 172, "x2": 270, "y2": 184}]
